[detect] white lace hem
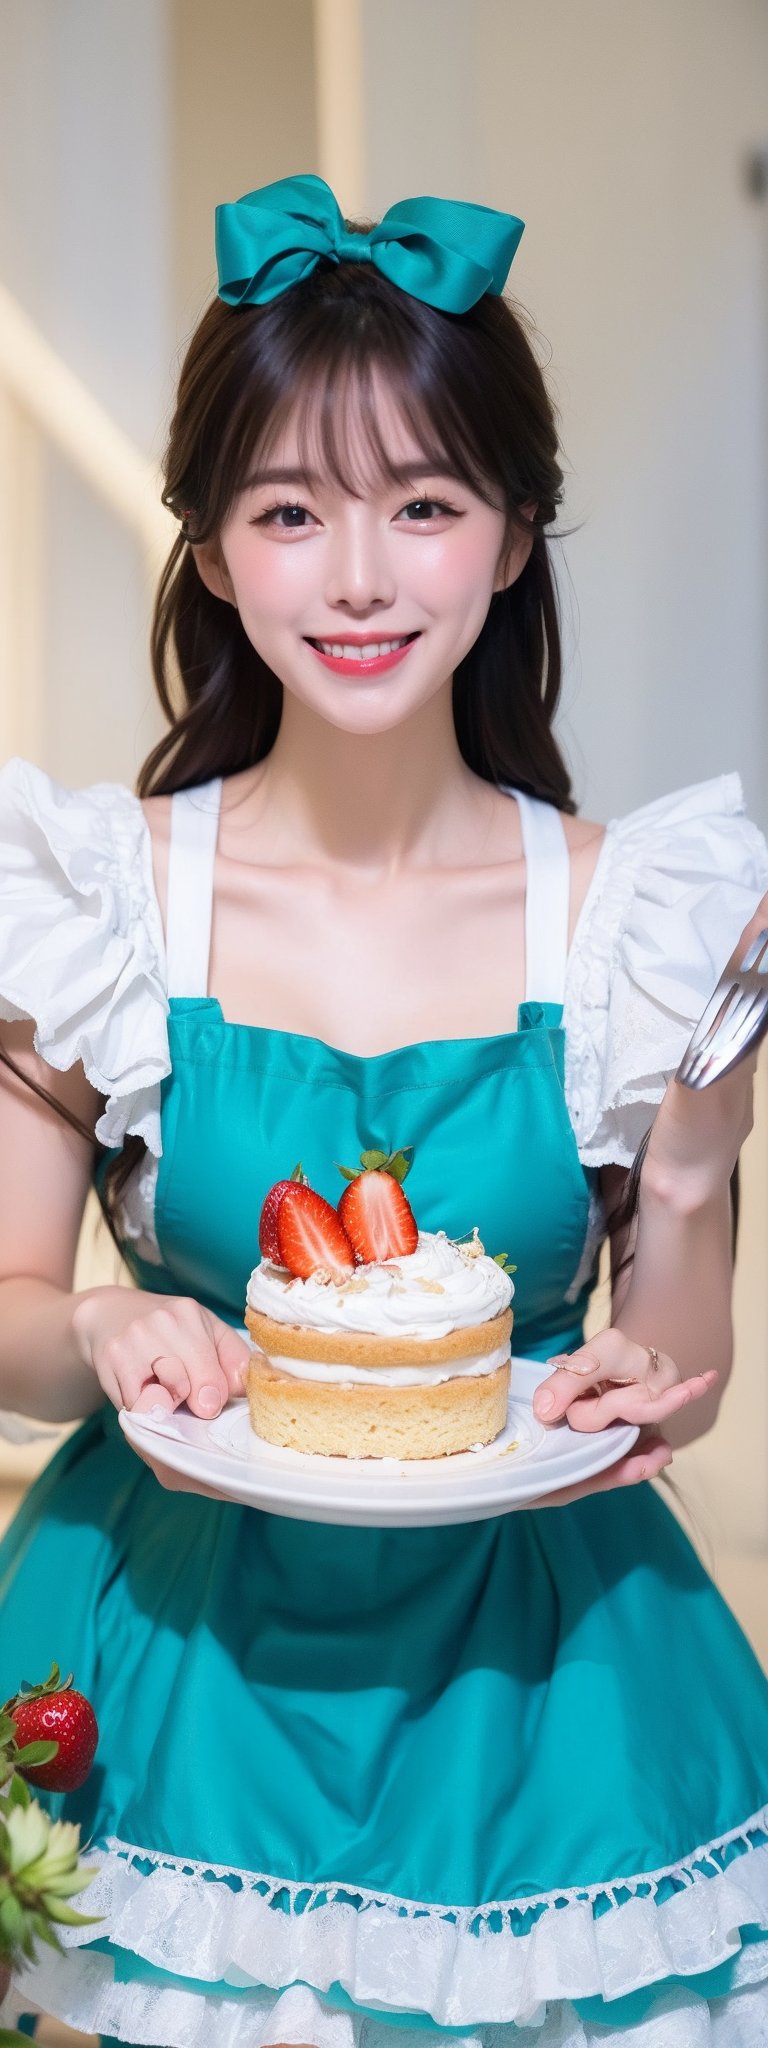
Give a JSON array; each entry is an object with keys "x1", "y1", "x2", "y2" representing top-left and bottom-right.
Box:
[
  {"x1": 3, "y1": 1808, "x2": 766, "y2": 2041},
  {"x1": 3, "y1": 1949, "x2": 768, "y2": 2047}
]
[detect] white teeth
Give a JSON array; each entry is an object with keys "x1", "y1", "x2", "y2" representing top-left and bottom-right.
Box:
[{"x1": 314, "y1": 636, "x2": 413, "y2": 659}]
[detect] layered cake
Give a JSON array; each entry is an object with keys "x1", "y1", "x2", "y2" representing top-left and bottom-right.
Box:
[{"x1": 244, "y1": 1150, "x2": 514, "y2": 1458}]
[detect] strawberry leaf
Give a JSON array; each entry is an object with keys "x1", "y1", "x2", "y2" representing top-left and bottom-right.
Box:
[
  {"x1": 360, "y1": 1149, "x2": 388, "y2": 1171},
  {"x1": 13, "y1": 1665, "x2": 69, "y2": 1707},
  {"x1": 384, "y1": 1149, "x2": 413, "y2": 1184},
  {"x1": 13, "y1": 1741, "x2": 59, "y2": 1769},
  {"x1": 335, "y1": 1163, "x2": 360, "y2": 1182}
]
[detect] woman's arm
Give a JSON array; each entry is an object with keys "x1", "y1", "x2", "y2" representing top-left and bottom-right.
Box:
[
  {"x1": 600, "y1": 1152, "x2": 735, "y2": 1450},
  {"x1": 0, "y1": 1020, "x2": 249, "y2": 1423},
  {"x1": 606, "y1": 1044, "x2": 755, "y2": 1445},
  {"x1": 0, "y1": 1020, "x2": 107, "y2": 1420},
  {"x1": 531, "y1": 1047, "x2": 756, "y2": 1452}
]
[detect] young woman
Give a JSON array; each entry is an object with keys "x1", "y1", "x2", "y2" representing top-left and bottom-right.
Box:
[{"x1": 1, "y1": 175, "x2": 767, "y2": 2048}]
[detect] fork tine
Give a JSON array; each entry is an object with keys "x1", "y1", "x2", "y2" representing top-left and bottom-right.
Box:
[
  {"x1": 736, "y1": 928, "x2": 768, "y2": 974},
  {"x1": 687, "y1": 977, "x2": 749, "y2": 1059},
  {"x1": 679, "y1": 997, "x2": 755, "y2": 1087},
  {"x1": 686, "y1": 977, "x2": 740, "y2": 1048},
  {"x1": 682, "y1": 991, "x2": 768, "y2": 1086}
]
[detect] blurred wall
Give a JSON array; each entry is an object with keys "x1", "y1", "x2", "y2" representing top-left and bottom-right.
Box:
[
  {"x1": 359, "y1": 0, "x2": 768, "y2": 832},
  {"x1": 171, "y1": 0, "x2": 318, "y2": 334}
]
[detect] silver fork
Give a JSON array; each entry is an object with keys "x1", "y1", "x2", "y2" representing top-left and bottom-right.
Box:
[{"x1": 676, "y1": 927, "x2": 768, "y2": 1088}]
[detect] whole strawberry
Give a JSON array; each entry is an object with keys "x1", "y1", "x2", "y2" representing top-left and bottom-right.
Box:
[
  {"x1": 9, "y1": 1664, "x2": 98, "y2": 1794},
  {"x1": 258, "y1": 1162, "x2": 308, "y2": 1261},
  {"x1": 337, "y1": 1147, "x2": 419, "y2": 1264}
]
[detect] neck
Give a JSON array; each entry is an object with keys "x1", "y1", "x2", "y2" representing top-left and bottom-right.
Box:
[{"x1": 245, "y1": 684, "x2": 490, "y2": 870}]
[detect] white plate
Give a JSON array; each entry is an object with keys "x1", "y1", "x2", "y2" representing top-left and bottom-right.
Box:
[{"x1": 119, "y1": 1360, "x2": 639, "y2": 1527}]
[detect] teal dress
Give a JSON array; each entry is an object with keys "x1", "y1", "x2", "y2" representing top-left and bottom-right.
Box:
[{"x1": 1, "y1": 763, "x2": 768, "y2": 2048}]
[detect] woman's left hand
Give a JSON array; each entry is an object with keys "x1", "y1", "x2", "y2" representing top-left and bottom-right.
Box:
[{"x1": 532, "y1": 1328, "x2": 717, "y2": 1432}]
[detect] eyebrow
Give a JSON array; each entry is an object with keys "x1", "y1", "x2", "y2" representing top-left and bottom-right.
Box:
[{"x1": 244, "y1": 460, "x2": 465, "y2": 489}]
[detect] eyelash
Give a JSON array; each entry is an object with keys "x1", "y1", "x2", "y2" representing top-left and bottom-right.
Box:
[{"x1": 251, "y1": 496, "x2": 461, "y2": 531}]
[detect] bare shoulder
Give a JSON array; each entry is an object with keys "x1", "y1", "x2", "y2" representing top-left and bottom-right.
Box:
[{"x1": 562, "y1": 813, "x2": 606, "y2": 942}]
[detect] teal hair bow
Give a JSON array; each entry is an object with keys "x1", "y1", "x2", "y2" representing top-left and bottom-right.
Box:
[{"x1": 216, "y1": 172, "x2": 524, "y2": 316}]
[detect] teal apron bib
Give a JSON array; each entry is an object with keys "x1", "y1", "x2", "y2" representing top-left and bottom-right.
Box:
[{"x1": 2, "y1": 785, "x2": 767, "y2": 2044}]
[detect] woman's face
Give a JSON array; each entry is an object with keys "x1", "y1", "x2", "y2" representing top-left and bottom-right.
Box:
[{"x1": 196, "y1": 369, "x2": 533, "y2": 737}]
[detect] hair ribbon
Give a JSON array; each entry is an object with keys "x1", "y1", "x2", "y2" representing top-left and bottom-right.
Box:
[{"x1": 216, "y1": 172, "x2": 524, "y2": 316}]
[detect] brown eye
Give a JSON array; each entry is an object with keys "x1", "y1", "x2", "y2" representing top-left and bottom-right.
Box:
[{"x1": 398, "y1": 498, "x2": 459, "y2": 522}]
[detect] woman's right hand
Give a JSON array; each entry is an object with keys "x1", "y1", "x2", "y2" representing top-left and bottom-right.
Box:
[{"x1": 70, "y1": 1286, "x2": 251, "y2": 1419}]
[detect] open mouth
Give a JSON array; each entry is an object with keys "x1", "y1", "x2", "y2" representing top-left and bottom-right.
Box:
[{"x1": 305, "y1": 632, "x2": 420, "y2": 660}]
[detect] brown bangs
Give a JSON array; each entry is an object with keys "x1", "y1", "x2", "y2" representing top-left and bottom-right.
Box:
[
  {"x1": 245, "y1": 338, "x2": 503, "y2": 512},
  {"x1": 166, "y1": 260, "x2": 524, "y2": 546}
]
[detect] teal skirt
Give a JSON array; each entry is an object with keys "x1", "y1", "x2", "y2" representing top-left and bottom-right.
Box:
[{"x1": 2, "y1": 1406, "x2": 767, "y2": 2047}]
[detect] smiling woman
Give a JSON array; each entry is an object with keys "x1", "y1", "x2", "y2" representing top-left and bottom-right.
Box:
[
  {"x1": 1, "y1": 172, "x2": 768, "y2": 2048},
  {"x1": 150, "y1": 236, "x2": 565, "y2": 807}
]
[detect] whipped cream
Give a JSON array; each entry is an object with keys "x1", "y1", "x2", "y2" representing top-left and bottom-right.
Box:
[
  {"x1": 246, "y1": 1228, "x2": 513, "y2": 1340},
  {"x1": 261, "y1": 1340, "x2": 511, "y2": 1389}
]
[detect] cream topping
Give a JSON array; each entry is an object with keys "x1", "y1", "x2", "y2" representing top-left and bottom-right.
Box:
[
  {"x1": 259, "y1": 1340, "x2": 511, "y2": 1388},
  {"x1": 246, "y1": 1228, "x2": 513, "y2": 1340}
]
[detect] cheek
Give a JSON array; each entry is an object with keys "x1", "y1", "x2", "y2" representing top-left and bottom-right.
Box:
[
  {"x1": 223, "y1": 538, "x2": 309, "y2": 622},
  {"x1": 418, "y1": 528, "x2": 501, "y2": 608}
]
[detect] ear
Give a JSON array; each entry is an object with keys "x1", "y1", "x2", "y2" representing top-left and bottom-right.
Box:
[
  {"x1": 493, "y1": 502, "x2": 537, "y2": 595},
  {"x1": 191, "y1": 539, "x2": 237, "y2": 606}
]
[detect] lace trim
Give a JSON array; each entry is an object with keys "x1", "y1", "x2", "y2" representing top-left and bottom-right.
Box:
[
  {"x1": 5, "y1": 1881, "x2": 768, "y2": 2046},
  {"x1": 98, "y1": 1805, "x2": 768, "y2": 1921},
  {"x1": 5, "y1": 1804, "x2": 759, "y2": 2036}
]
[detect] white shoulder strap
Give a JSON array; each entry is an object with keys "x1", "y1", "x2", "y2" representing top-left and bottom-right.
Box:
[
  {"x1": 165, "y1": 779, "x2": 223, "y2": 998},
  {"x1": 510, "y1": 788, "x2": 571, "y2": 1005}
]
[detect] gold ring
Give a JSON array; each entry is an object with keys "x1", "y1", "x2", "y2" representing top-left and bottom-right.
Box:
[{"x1": 647, "y1": 1345, "x2": 660, "y2": 1373}]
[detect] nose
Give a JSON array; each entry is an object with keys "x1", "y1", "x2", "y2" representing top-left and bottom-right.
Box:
[{"x1": 322, "y1": 506, "x2": 397, "y2": 615}]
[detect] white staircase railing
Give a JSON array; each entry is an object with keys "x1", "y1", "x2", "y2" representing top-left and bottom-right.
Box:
[{"x1": 0, "y1": 281, "x2": 175, "y2": 761}]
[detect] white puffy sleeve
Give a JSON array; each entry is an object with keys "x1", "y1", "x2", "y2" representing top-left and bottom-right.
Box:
[
  {"x1": 0, "y1": 755, "x2": 170, "y2": 1158},
  {"x1": 563, "y1": 773, "x2": 768, "y2": 1169}
]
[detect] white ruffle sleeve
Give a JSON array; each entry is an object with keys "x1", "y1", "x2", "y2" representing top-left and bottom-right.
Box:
[
  {"x1": 564, "y1": 773, "x2": 768, "y2": 1169},
  {"x1": 0, "y1": 755, "x2": 170, "y2": 1157}
]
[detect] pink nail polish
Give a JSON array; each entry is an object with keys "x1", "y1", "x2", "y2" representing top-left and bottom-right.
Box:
[{"x1": 536, "y1": 1390, "x2": 555, "y2": 1415}]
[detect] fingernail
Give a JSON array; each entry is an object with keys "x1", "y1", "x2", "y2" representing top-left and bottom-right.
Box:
[
  {"x1": 198, "y1": 1384, "x2": 222, "y2": 1417},
  {"x1": 535, "y1": 1390, "x2": 555, "y2": 1415}
]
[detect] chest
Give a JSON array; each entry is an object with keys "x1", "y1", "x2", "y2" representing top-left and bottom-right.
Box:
[{"x1": 208, "y1": 859, "x2": 529, "y2": 1051}]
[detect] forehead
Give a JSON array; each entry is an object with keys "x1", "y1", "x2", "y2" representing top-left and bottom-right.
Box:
[{"x1": 249, "y1": 360, "x2": 457, "y2": 497}]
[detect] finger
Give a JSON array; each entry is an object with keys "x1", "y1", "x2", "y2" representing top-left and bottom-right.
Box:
[
  {"x1": 563, "y1": 1370, "x2": 718, "y2": 1433},
  {"x1": 214, "y1": 1321, "x2": 252, "y2": 1398},
  {"x1": 173, "y1": 1336, "x2": 231, "y2": 1418},
  {"x1": 131, "y1": 1380, "x2": 177, "y2": 1416},
  {"x1": 529, "y1": 1434, "x2": 673, "y2": 1508},
  {"x1": 533, "y1": 1342, "x2": 678, "y2": 1423},
  {"x1": 119, "y1": 1353, "x2": 191, "y2": 1411}
]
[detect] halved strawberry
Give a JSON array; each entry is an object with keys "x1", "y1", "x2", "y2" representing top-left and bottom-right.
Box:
[
  {"x1": 276, "y1": 1183, "x2": 356, "y2": 1279},
  {"x1": 258, "y1": 1163, "x2": 307, "y2": 1262},
  {"x1": 337, "y1": 1148, "x2": 419, "y2": 1264}
]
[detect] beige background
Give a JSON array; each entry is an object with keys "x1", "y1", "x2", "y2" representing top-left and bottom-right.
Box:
[
  {"x1": 1, "y1": 0, "x2": 766, "y2": 1670},
  {"x1": 0, "y1": 8, "x2": 766, "y2": 2038}
]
